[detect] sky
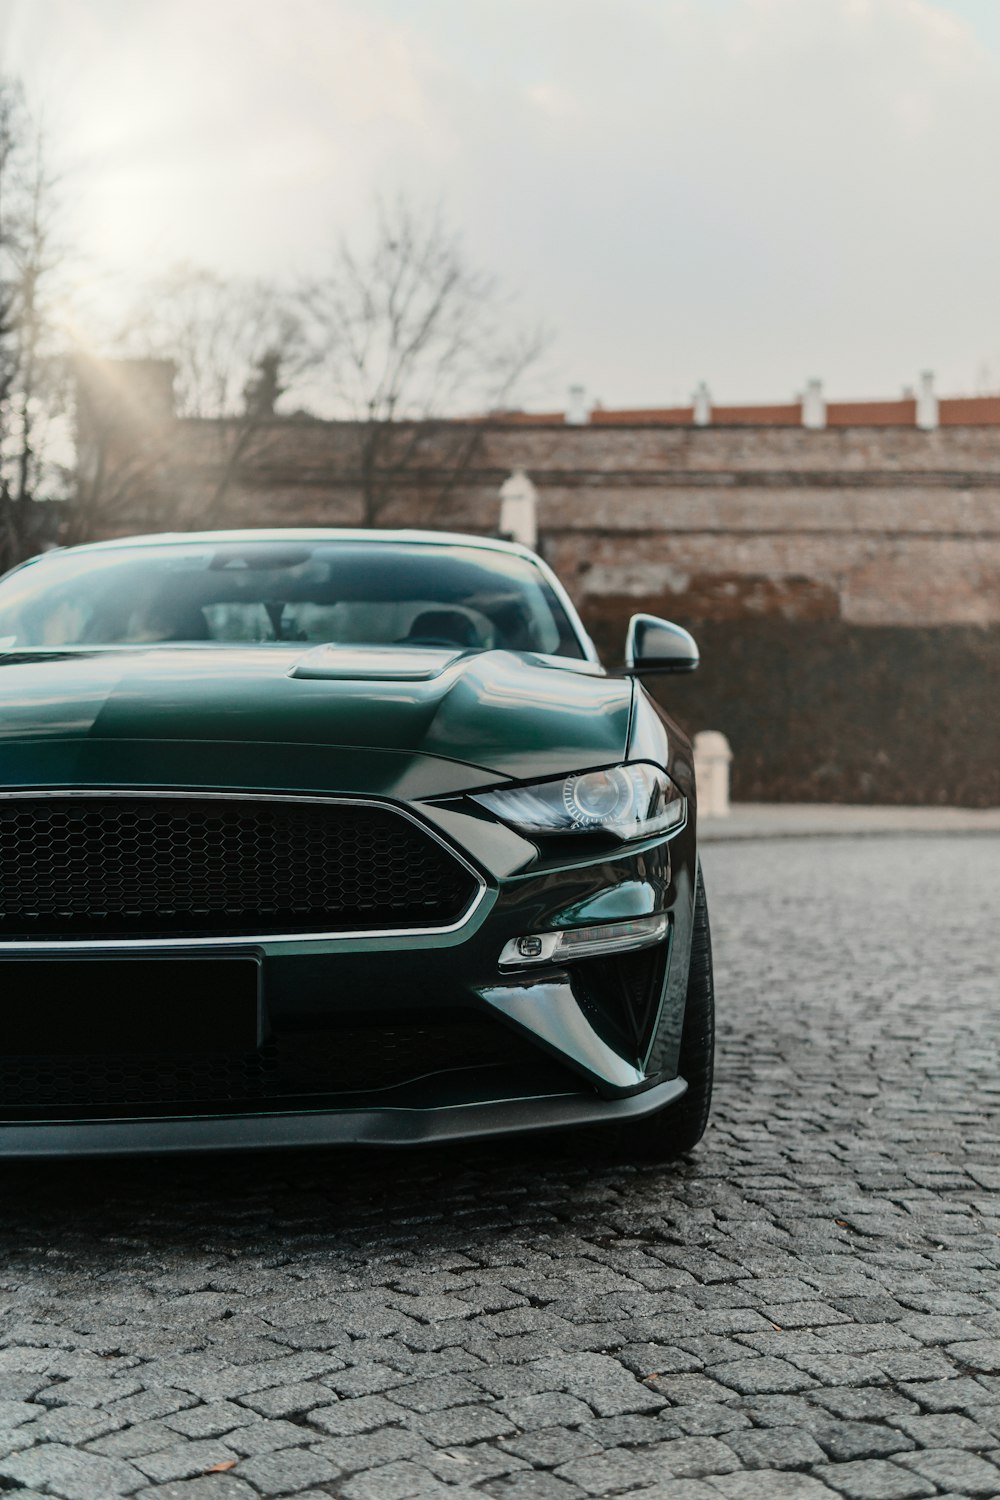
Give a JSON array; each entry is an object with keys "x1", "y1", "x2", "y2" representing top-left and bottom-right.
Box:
[{"x1": 2, "y1": 0, "x2": 1000, "y2": 411}]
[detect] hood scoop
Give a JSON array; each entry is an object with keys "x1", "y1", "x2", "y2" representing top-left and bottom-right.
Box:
[{"x1": 289, "y1": 644, "x2": 467, "y2": 682}]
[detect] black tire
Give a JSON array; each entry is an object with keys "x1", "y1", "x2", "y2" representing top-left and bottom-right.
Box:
[{"x1": 618, "y1": 862, "x2": 715, "y2": 1160}]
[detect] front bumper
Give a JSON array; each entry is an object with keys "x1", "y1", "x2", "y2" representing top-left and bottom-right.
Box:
[{"x1": 0, "y1": 791, "x2": 699, "y2": 1156}]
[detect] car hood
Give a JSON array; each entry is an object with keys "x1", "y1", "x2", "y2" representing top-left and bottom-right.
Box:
[{"x1": 0, "y1": 645, "x2": 633, "y2": 795}]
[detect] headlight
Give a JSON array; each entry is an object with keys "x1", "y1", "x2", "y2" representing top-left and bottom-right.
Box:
[{"x1": 473, "y1": 763, "x2": 686, "y2": 841}]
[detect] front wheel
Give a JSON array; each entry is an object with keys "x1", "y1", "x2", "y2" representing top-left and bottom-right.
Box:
[{"x1": 618, "y1": 862, "x2": 715, "y2": 1160}]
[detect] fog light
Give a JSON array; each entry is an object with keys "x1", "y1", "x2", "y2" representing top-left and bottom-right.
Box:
[{"x1": 498, "y1": 914, "x2": 668, "y2": 971}]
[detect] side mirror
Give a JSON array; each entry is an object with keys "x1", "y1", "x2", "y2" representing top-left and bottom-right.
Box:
[{"x1": 625, "y1": 614, "x2": 699, "y2": 675}]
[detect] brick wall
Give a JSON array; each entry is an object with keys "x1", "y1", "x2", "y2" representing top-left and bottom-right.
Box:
[{"x1": 131, "y1": 417, "x2": 1000, "y2": 631}]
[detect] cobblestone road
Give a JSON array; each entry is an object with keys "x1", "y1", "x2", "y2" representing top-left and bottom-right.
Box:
[{"x1": 0, "y1": 836, "x2": 998, "y2": 1500}]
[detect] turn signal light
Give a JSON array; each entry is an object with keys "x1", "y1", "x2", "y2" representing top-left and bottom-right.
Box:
[{"x1": 498, "y1": 914, "x2": 668, "y2": 971}]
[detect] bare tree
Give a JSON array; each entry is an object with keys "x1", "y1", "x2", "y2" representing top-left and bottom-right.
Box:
[
  {"x1": 0, "y1": 77, "x2": 65, "y2": 569},
  {"x1": 97, "y1": 265, "x2": 309, "y2": 532},
  {"x1": 301, "y1": 196, "x2": 549, "y2": 526}
]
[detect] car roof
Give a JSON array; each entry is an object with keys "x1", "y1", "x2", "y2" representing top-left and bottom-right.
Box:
[{"x1": 48, "y1": 529, "x2": 543, "y2": 563}]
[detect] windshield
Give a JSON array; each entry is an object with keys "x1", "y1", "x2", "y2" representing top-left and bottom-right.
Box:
[{"x1": 0, "y1": 540, "x2": 586, "y2": 659}]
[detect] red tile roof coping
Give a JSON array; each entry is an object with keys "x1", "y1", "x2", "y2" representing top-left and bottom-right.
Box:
[
  {"x1": 826, "y1": 399, "x2": 917, "y2": 426},
  {"x1": 589, "y1": 406, "x2": 694, "y2": 425},
  {"x1": 482, "y1": 410, "x2": 565, "y2": 425},
  {"x1": 485, "y1": 394, "x2": 1000, "y2": 427},
  {"x1": 939, "y1": 396, "x2": 1000, "y2": 425},
  {"x1": 710, "y1": 403, "x2": 802, "y2": 425}
]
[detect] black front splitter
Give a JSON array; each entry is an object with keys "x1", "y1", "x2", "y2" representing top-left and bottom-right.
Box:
[{"x1": 0, "y1": 1078, "x2": 687, "y2": 1158}]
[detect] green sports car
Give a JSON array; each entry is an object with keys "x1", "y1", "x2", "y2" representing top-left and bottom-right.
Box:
[{"x1": 0, "y1": 529, "x2": 714, "y2": 1158}]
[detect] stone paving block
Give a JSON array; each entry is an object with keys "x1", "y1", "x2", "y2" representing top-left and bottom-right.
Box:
[
  {"x1": 670, "y1": 1401, "x2": 752, "y2": 1435},
  {"x1": 389, "y1": 1294, "x2": 478, "y2": 1324},
  {"x1": 134, "y1": 1479, "x2": 258, "y2": 1500},
  {"x1": 724, "y1": 1425, "x2": 826, "y2": 1469},
  {"x1": 163, "y1": 1401, "x2": 260, "y2": 1439},
  {"x1": 133, "y1": 1439, "x2": 240, "y2": 1483},
  {"x1": 174, "y1": 1351, "x2": 344, "y2": 1403},
  {"x1": 966, "y1": 1402, "x2": 1000, "y2": 1439},
  {"x1": 808, "y1": 1418, "x2": 916, "y2": 1462},
  {"x1": 818, "y1": 1460, "x2": 939, "y2": 1499},
  {"x1": 554, "y1": 1445, "x2": 667, "y2": 1494},
  {"x1": 0, "y1": 1423, "x2": 35, "y2": 1459},
  {"x1": 527, "y1": 1353, "x2": 667, "y2": 1417},
  {"x1": 946, "y1": 1339, "x2": 1000, "y2": 1373},
  {"x1": 815, "y1": 1324, "x2": 921, "y2": 1355},
  {"x1": 809, "y1": 1388, "x2": 920, "y2": 1422},
  {"x1": 0, "y1": 1490, "x2": 56, "y2": 1500},
  {"x1": 19, "y1": 1403, "x2": 126, "y2": 1445},
  {"x1": 0, "y1": 1373, "x2": 50, "y2": 1401},
  {"x1": 896, "y1": 1314, "x2": 986, "y2": 1345},
  {"x1": 783, "y1": 1353, "x2": 887, "y2": 1385},
  {"x1": 711, "y1": 1471, "x2": 839, "y2": 1498},
  {"x1": 734, "y1": 1394, "x2": 814, "y2": 1428},
  {"x1": 308, "y1": 1395, "x2": 405, "y2": 1437},
  {"x1": 224, "y1": 1417, "x2": 309, "y2": 1455},
  {"x1": 84, "y1": 1419, "x2": 183, "y2": 1463},
  {"x1": 0, "y1": 1397, "x2": 45, "y2": 1428},
  {"x1": 407, "y1": 1403, "x2": 518, "y2": 1446},
  {"x1": 549, "y1": 1408, "x2": 643, "y2": 1444},
  {"x1": 37, "y1": 1374, "x2": 145, "y2": 1409},
  {"x1": 500, "y1": 1427, "x2": 600, "y2": 1469},
  {"x1": 324, "y1": 1363, "x2": 409, "y2": 1398},
  {"x1": 761, "y1": 1302, "x2": 850, "y2": 1328},
  {"x1": 895, "y1": 1410, "x2": 996, "y2": 1448},
  {"x1": 234, "y1": 1444, "x2": 341, "y2": 1494},
  {"x1": 645, "y1": 1373, "x2": 740, "y2": 1405},
  {"x1": 387, "y1": 1374, "x2": 484, "y2": 1413},
  {"x1": 874, "y1": 1349, "x2": 955, "y2": 1382},
  {"x1": 713, "y1": 1355, "x2": 817, "y2": 1395},
  {"x1": 485, "y1": 1473, "x2": 586, "y2": 1500},
  {"x1": 0, "y1": 1439, "x2": 145, "y2": 1497},
  {"x1": 340, "y1": 1459, "x2": 463, "y2": 1500},
  {"x1": 825, "y1": 1298, "x2": 904, "y2": 1327},
  {"x1": 893, "y1": 1446, "x2": 1000, "y2": 1494},
  {"x1": 232, "y1": 1380, "x2": 329, "y2": 1416},
  {"x1": 660, "y1": 1435, "x2": 742, "y2": 1476},
  {"x1": 109, "y1": 1389, "x2": 201, "y2": 1425},
  {"x1": 467, "y1": 1367, "x2": 564, "y2": 1401},
  {"x1": 311, "y1": 1426, "x2": 438, "y2": 1471},
  {"x1": 463, "y1": 1333, "x2": 561, "y2": 1366},
  {"x1": 425, "y1": 1441, "x2": 529, "y2": 1484},
  {"x1": 617, "y1": 1343, "x2": 702, "y2": 1378},
  {"x1": 496, "y1": 1392, "x2": 594, "y2": 1429},
  {"x1": 626, "y1": 1485, "x2": 726, "y2": 1500}
]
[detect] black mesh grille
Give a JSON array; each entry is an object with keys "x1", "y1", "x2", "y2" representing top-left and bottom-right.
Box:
[
  {"x1": 0, "y1": 796, "x2": 478, "y2": 938},
  {"x1": 0, "y1": 1019, "x2": 566, "y2": 1121}
]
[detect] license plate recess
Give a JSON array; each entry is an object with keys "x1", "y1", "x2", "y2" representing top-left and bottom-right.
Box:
[{"x1": 0, "y1": 958, "x2": 261, "y2": 1056}]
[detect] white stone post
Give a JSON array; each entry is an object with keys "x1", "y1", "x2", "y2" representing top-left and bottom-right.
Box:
[
  {"x1": 802, "y1": 378, "x2": 826, "y2": 429},
  {"x1": 565, "y1": 385, "x2": 588, "y2": 425},
  {"x1": 499, "y1": 469, "x2": 539, "y2": 550},
  {"x1": 916, "y1": 370, "x2": 938, "y2": 430},
  {"x1": 694, "y1": 730, "x2": 733, "y2": 817},
  {"x1": 692, "y1": 382, "x2": 712, "y2": 426}
]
